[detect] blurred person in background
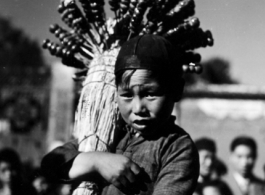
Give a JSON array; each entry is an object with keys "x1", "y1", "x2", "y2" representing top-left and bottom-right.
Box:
[
  {"x1": 212, "y1": 158, "x2": 228, "y2": 180},
  {"x1": 201, "y1": 180, "x2": 234, "y2": 195},
  {"x1": 225, "y1": 136, "x2": 265, "y2": 195},
  {"x1": 54, "y1": 184, "x2": 72, "y2": 195},
  {"x1": 31, "y1": 168, "x2": 56, "y2": 195},
  {"x1": 194, "y1": 137, "x2": 233, "y2": 195},
  {"x1": 0, "y1": 147, "x2": 36, "y2": 195},
  {"x1": 40, "y1": 140, "x2": 73, "y2": 195},
  {"x1": 31, "y1": 168, "x2": 72, "y2": 195},
  {"x1": 32, "y1": 175, "x2": 49, "y2": 195}
]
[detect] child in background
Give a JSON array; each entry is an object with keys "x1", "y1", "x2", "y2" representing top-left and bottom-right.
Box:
[
  {"x1": 201, "y1": 180, "x2": 223, "y2": 195},
  {"x1": 32, "y1": 171, "x2": 49, "y2": 195},
  {"x1": 41, "y1": 34, "x2": 199, "y2": 195},
  {"x1": 0, "y1": 148, "x2": 37, "y2": 195}
]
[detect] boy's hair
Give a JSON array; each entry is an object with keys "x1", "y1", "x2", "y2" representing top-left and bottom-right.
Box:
[
  {"x1": 115, "y1": 69, "x2": 136, "y2": 88},
  {"x1": 195, "y1": 137, "x2": 216, "y2": 153},
  {"x1": 115, "y1": 34, "x2": 183, "y2": 75},
  {"x1": 115, "y1": 34, "x2": 184, "y2": 96},
  {"x1": 115, "y1": 69, "x2": 181, "y2": 91},
  {"x1": 230, "y1": 136, "x2": 257, "y2": 158}
]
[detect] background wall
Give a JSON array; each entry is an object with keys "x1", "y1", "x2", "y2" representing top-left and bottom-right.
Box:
[{"x1": 180, "y1": 86, "x2": 265, "y2": 179}]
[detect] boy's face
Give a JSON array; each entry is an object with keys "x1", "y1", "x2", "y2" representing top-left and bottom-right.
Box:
[
  {"x1": 230, "y1": 144, "x2": 255, "y2": 178},
  {"x1": 117, "y1": 69, "x2": 176, "y2": 133}
]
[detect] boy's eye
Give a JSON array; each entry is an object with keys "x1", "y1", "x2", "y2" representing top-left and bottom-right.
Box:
[
  {"x1": 144, "y1": 92, "x2": 159, "y2": 99},
  {"x1": 119, "y1": 92, "x2": 133, "y2": 99}
]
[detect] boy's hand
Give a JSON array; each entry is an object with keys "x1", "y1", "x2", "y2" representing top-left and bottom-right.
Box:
[
  {"x1": 69, "y1": 151, "x2": 141, "y2": 189},
  {"x1": 94, "y1": 152, "x2": 141, "y2": 189}
]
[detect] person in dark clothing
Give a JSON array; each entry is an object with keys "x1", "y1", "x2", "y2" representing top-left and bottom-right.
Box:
[
  {"x1": 0, "y1": 147, "x2": 37, "y2": 195},
  {"x1": 193, "y1": 138, "x2": 233, "y2": 195},
  {"x1": 225, "y1": 136, "x2": 265, "y2": 195},
  {"x1": 41, "y1": 35, "x2": 200, "y2": 195}
]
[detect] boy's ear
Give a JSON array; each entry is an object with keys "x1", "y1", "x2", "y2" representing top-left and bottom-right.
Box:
[{"x1": 174, "y1": 78, "x2": 185, "y2": 102}]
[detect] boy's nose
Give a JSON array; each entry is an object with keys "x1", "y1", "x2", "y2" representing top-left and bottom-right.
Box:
[{"x1": 132, "y1": 98, "x2": 146, "y2": 115}]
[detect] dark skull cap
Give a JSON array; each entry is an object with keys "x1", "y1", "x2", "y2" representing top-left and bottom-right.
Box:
[{"x1": 115, "y1": 34, "x2": 176, "y2": 75}]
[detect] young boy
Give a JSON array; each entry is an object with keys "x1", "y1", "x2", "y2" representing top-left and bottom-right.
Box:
[{"x1": 41, "y1": 34, "x2": 199, "y2": 195}]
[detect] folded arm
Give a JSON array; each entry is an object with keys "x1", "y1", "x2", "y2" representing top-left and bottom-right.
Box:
[{"x1": 41, "y1": 140, "x2": 141, "y2": 190}]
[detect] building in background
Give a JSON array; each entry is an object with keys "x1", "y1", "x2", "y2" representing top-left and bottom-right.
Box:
[
  {"x1": 0, "y1": 65, "x2": 51, "y2": 167},
  {"x1": 46, "y1": 61, "x2": 76, "y2": 152},
  {"x1": 0, "y1": 60, "x2": 76, "y2": 167}
]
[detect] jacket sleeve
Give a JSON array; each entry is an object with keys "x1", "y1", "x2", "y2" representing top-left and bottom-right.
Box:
[
  {"x1": 41, "y1": 139, "x2": 80, "y2": 183},
  {"x1": 153, "y1": 133, "x2": 200, "y2": 195}
]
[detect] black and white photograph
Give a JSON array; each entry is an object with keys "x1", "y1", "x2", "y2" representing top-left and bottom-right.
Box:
[{"x1": 0, "y1": 0, "x2": 265, "y2": 194}]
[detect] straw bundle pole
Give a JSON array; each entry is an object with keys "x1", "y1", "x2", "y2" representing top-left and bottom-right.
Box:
[{"x1": 72, "y1": 48, "x2": 120, "y2": 195}]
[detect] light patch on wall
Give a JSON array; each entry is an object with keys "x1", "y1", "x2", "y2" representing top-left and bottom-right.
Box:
[{"x1": 197, "y1": 99, "x2": 265, "y2": 120}]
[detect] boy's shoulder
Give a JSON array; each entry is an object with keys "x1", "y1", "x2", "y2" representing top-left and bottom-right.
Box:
[
  {"x1": 150, "y1": 116, "x2": 195, "y2": 148},
  {"x1": 168, "y1": 123, "x2": 195, "y2": 147},
  {"x1": 160, "y1": 116, "x2": 190, "y2": 138}
]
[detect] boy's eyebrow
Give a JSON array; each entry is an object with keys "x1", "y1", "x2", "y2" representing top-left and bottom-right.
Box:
[
  {"x1": 118, "y1": 81, "x2": 161, "y2": 89},
  {"x1": 137, "y1": 84, "x2": 162, "y2": 91},
  {"x1": 140, "y1": 84, "x2": 159, "y2": 90}
]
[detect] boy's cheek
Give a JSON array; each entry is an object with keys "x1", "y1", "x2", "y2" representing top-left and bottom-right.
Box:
[
  {"x1": 120, "y1": 115, "x2": 132, "y2": 128},
  {"x1": 118, "y1": 108, "x2": 130, "y2": 123}
]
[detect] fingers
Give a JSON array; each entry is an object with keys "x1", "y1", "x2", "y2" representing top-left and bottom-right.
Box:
[
  {"x1": 113, "y1": 166, "x2": 137, "y2": 187},
  {"x1": 130, "y1": 162, "x2": 141, "y2": 176},
  {"x1": 125, "y1": 168, "x2": 136, "y2": 183},
  {"x1": 125, "y1": 162, "x2": 141, "y2": 183},
  {"x1": 112, "y1": 162, "x2": 140, "y2": 189},
  {"x1": 113, "y1": 174, "x2": 141, "y2": 195},
  {"x1": 112, "y1": 176, "x2": 130, "y2": 190},
  {"x1": 133, "y1": 169, "x2": 150, "y2": 192},
  {"x1": 97, "y1": 154, "x2": 148, "y2": 192}
]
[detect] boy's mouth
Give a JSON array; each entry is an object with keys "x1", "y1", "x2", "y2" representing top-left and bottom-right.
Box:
[
  {"x1": 132, "y1": 120, "x2": 150, "y2": 130},
  {"x1": 134, "y1": 119, "x2": 148, "y2": 124}
]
